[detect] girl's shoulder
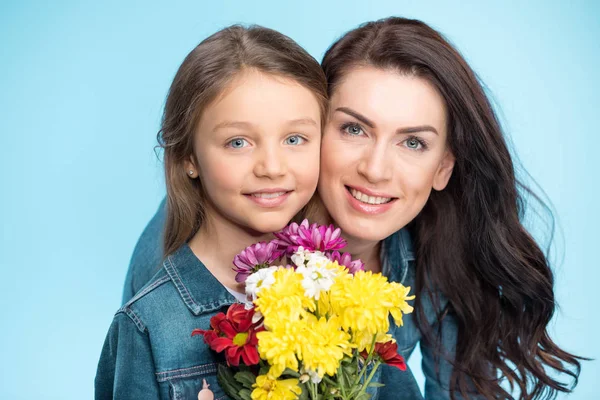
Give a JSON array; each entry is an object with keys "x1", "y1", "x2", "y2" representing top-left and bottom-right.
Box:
[{"x1": 116, "y1": 244, "x2": 237, "y2": 334}]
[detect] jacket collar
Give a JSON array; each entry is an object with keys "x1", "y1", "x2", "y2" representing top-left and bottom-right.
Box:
[
  {"x1": 382, "y1": 227, "x2": 415, "y2": 282},
  {"x1": 163, "y1": 244, "x2": 237, "y2": 315}
]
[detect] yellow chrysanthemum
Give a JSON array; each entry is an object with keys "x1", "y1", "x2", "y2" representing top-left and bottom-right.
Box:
[
  {"x1": 329, "y1": 270, "x2": 396, "y2": 336},
  {"x1": 254, "y1": 267, "x2": 315, "y2": 329},
  {"x1": 251, "y1": 374, "x2": 302, "y2": 400},
  {"x1": 353, "y1": 331, "x2": 395, "y2": 353},
  {"x1": 256, "y1": 319, "x2": 307, "y2": 377},
  {"x1": 300, "y1": 315, "x2": 354, "y2": 378},
  {"x1": 389, "y1": 282, "x2": 415, "y2": 326}
]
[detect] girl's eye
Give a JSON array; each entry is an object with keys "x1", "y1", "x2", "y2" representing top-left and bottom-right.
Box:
[
  {"x1": 284, "y1": 135, "x2": 305, "y2": 146},
  {"x1": 342, "y1": 123, "x2": 364, "y2": 136},
  {"x1": 227, "y1": 138, "x2": 248, "y2": 149},
  {"x1": 403, "y1": 136, "x2": 426, "y2": 150}
]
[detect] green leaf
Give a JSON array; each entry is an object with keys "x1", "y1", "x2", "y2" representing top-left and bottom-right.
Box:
[
  {"x1": 367, "y1": 382, "x2": 385, "y2": 388},
  {"x1": 259, "y1": 365, "x2": 270, "y2": 376},
  {"x1": 239, "y1": 388, "x2": 253, "y2": 400},
  {"x1": 234, "y1": 370, "x2": 256, "y2": 389},
  {"x1": 298, "y1": 383, "x2": 309, "y2": 400},
  {"x1": 282, "y1": 368, "x2": 301, "y2": 377},
  {"x1": 217, "y1": 365, "x2": 244, "y2": 400}
]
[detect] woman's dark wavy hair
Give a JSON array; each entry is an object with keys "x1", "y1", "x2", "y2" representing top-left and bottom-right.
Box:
[{"x1": 322, "y1": 17, "x2": 583, "y2": 399}]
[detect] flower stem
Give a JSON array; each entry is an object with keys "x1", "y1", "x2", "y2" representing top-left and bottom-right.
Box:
[
  {"x1": 351, "y1": 335, "x2": 377, "y2": 390},
  {"x1": 355, "y1": 360, "x2": 382, "y2": 399}
]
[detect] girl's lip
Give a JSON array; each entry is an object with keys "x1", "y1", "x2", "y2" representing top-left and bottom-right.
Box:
[
  {"x1": 245, "y1": 188, "x2": 291, "y2": 194},
  {"x1": 244, "y1": 191, "x2": 291, "y2": 208},
  {"x1": 344, "y1": 186, "x2": 397, "y2": 215}
]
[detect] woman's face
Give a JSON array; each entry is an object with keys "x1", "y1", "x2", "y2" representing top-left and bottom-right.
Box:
[{"x1": 318, "y1": 66, "x2": 455, "y2": 243}]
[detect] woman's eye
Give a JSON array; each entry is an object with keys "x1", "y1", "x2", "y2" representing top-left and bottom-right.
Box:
[
  {"x1": 284, "y1": 135, "x2": 305, "y2": 146},
  {"x1": 342, "y1": 123, "x2": 364, "y2": 136},
  {"x1": 228, "y1": 138, "x2": 248, "y2": 149},
  {"x1": 404, "y1": 137, "x2": 424, "y2": 150}
]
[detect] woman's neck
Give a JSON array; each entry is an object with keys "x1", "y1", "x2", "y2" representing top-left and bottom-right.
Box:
[
  {"x1": 305, "y1": 197, "x2": 382, "y2": 273},
  {"x1": 188, "y1": 214, "x2": 273, "y2": 293},
  {"x1": 343, "y1": 235, "x2": 382, "y2": 274}
]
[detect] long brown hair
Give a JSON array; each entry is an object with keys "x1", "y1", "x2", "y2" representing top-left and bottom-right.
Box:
[
  {"x1": 322, "y1": 17, "x2": 583, "y2": 399},
  {"x1": 158, "y1": 25, "x2": 327, "y2": 256}
]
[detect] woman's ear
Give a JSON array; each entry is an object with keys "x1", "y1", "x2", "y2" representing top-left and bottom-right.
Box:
[
  {"x1": 432, "y1": 150, "x2": 455, "y2": 191},
  {"x1": 184, "y1": 155, "x2": 198, "y2": 179}
]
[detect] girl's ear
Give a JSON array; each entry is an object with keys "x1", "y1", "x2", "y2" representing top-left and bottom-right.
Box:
[
  {"x1": 184, "y1": 155, "x2": 198, "y2": 179},
  {"x1": 432, "y1": 150, "x2": 455, "y2": 191}
]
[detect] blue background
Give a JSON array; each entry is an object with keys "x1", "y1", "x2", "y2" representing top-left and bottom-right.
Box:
[{"x1": 1, "y1": 1, "x2": 598, "y2": 398}]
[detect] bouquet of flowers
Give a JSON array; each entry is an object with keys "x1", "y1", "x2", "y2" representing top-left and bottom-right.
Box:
[{"x1": 193, "y1": 220, "x2": 415, "y2": 400}]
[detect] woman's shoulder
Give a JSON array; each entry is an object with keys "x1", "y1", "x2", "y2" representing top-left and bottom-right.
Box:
[{"x1": 122, "y1": 198, "x2": 167, "y2": 304}]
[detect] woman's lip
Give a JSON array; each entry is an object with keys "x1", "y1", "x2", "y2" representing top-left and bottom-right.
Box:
[
  {"x1": 244, "y1": 191, "x2": 291, "y2": 208},
  {"x1": 344, "y1": 186, "x2": 397, "y2": 215},
  {"x1": 345, "y1": 185, "x2": 395, "y2": 198}
]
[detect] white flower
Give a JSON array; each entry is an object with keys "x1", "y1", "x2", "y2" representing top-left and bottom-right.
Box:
[
  {"x1": 300, "y1": 367, "x2": 322, "y2": 384},
  {"x1": 291, "y1": 246, "x2": 329, "y2": 269},
  {"x1": 245, "y1": 266, "x2": 278, "y2": 300},
  {"x1": 295, "y1": 263, "x2": 337, "y2": 300}
]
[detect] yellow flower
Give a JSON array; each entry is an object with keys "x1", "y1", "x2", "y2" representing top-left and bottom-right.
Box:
[
  {"x1": 353, "y1": 331, "x2": 395, "y2": 353},
  {"x1": 301, "y1": 315, "x2": 354, "y2": 378},
  {"x1": 328, "y1": 270, "x2": 395, "y2": 337},
  {"x1": 256, "y1": 319, "x2": 307, "y2": 377},
  {"x1": 254, "y1": 267, "x2": 315, "y2": 328},
  {"x1": 251, "y1": 374, "x2": 302, "y2": 400},
  {"x1": 389, "y1": 282, "x2": 415, "y2": 327}
]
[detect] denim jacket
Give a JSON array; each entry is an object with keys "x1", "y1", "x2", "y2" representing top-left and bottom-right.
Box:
[{"x1": 109, "y1": 199, "x2": 469, "y2": 399}]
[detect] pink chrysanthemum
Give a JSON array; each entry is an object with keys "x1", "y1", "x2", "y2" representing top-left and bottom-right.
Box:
[
  {"x1": 233, "y1": 241, "x2": 282, "y2": 283},
  {"x1": 272, "y1": 219, "x2": 310, "y2": 255},
  {"x1": 297, "y1": 222, "x2": 346, "y2": 252},
  {"x1": 327, "y1": 251, "x2": 365, "y2": 274}
]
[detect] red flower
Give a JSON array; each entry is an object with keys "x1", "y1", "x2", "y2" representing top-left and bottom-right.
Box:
[
  {"x1": 192, "y1": 303, "x2": 263, "y2": 366},
  {"x1": 362, "y1": 341, "x2": 407, "y2": 371}
]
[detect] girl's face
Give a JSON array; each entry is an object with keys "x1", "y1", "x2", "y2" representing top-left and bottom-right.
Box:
[
  {"x1": 187, "y1": 69, "x2": 321, "y2": 234},
  {"x1": 318, "y1": 66, "x2": 455, "y2": 243}
]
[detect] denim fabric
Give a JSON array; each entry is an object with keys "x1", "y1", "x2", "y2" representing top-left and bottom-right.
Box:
[
  {"x1": 97, "y1": 245, "x2": 237, "y2": 399},
  {"x1": 116, "y1": 199, "x2": 473, "y2": 399}
]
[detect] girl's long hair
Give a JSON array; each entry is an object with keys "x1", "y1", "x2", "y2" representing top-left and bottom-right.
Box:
[
  {"x1": 322, "y1": 17, "x2": 583, "y2": 399},
  {"x1": 158, "y1": 25, "x2": 327, "y2": 256}
]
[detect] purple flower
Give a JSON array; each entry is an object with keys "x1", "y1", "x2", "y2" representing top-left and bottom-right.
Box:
[
  {"x1": 272, "y1": 219, "x2": 310, "y2": 255},
  {"x1": 297, "y1": 222, "x2": 346, "y2": 252},
  {"x1": 233, "y1": 241, "x2": 282, "y2": 283},
  {"x1": 327, "y1": 251, "x2": 365, "y2": 274}
]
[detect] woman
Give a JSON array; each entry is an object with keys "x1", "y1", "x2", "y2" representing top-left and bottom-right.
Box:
[{"x1": 121, "y1": 17, "x2": 582, "y2": 399}]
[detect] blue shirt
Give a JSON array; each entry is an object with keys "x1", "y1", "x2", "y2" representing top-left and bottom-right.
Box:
[{"x1": 102, "y1": 199, "x2": 470, "y2": 399}]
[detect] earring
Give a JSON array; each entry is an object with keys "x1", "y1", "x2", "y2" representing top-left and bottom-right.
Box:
[{"x1": 188, "y1": 170, "x2": 194, "y2": 176}]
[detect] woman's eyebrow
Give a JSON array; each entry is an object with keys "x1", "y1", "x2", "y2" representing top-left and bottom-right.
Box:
[
  {"x1": 336, "y1": 107, "x2": 438, "y2": 135},
  {"x1": 397, "y1": 125, "x2": 438, "y2": 135},
  {"x1": 335, "y1": 107, "x2": 375, "y2": 128}
]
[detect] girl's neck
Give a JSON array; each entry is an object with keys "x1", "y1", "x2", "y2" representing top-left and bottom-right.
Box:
[{"x1": 188, "y1": 214, "x2": 273, "y2": 293}]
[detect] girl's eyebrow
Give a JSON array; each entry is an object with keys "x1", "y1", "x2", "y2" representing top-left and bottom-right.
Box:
[
  {"x1": 288, "y1": 118, "x2": 318, "y2": 127},
  {"x1": 213, "y1": 118, "x2": 317, "y2": 132},
  {"x1": 336, "y1": 106, "x2": 438, "y2": 135},
  {"x1": 213, "y1": 121, "x2": 253, "y2": 132}
]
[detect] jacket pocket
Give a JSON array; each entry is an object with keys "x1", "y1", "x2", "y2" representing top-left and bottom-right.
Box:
[{"x1": 156, "y1": 363, "x2": 230, "y2": 400}]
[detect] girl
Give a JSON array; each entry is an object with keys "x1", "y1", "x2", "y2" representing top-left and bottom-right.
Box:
[
  {"x1": 122, "y1": 18, "x2": 583, "y2": 399},
  {"x1": 95, "y1": 25, "x2": 327, "y2": 399}
]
